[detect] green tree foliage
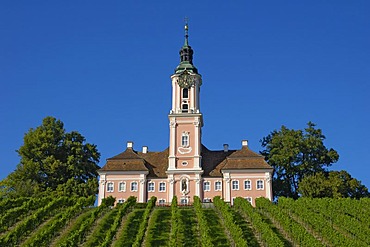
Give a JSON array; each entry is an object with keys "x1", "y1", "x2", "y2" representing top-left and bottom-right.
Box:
[
  {"x1": 1, "y1": 116, "x2": 100, "y2": 198},
  {"x1": 261, "y1": 122, "x2": 339, "y2": 199},
  {"x1": 299, "y1": 170, "x2": 370, "y2": 199}
]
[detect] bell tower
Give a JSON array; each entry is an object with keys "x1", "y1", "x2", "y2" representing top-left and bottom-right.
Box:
[{"x1": 167, "y1": 22, "x2": 203, "y2": 202}]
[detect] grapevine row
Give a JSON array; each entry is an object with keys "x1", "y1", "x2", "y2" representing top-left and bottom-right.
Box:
[
  {"x1": 234, "y1": 197, "x2": 285, "y2": 247},
  {"x1": 255, "y1": 197, "x2": 323, "y2": 247},
  {"x1": 98, "y1": 196, "x2": 136, "y2": 247},
  {"x1": 169, "y1": 196, "x2": 179, "y2": 247},
  {"x1": 279, "y1": 197, "x2": 364, "y2": 247},
  {"x1": 55, "y1": 200, "x2": 110, "y2": 247},
  {"x1": 213, "y1": 196, "x2": 248, "y2": 246},
  {"x1": 0, "y1": 197, "x2": 31, "y2": 216},
  {"x1": 0, "y1": 196, "x2": 52, "y2": 232},
  {"x1": 22, "y1": 196, "x2": 94, "y2": 247},
  {"x1": 0, "y1": 196, "x2": 75, "y2": 246},
  {"x1": 112, "y1": 209, "x2": 145, "y2": 247},
  {"x1": 132, "y1": 196, "x2": 156, "y2": 247},
  {"x1": 193, "y1": 196, "x2": 214, "y2": 247},
  {"x1": 295, "y1": 197, "x2": 370, "y2": 243}
]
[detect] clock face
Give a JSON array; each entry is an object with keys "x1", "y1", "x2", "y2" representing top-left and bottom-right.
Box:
[{"x1": 178, "y1": 70, "x2": 196, "y2": 88}]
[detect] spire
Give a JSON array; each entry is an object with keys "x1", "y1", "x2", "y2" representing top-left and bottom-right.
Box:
[
  {"x1": 175, "y1": 18, "x2": 198, "y2": 74},
  {"x1": 184, "y1": 18, "x2": 189, "y2": 47}
]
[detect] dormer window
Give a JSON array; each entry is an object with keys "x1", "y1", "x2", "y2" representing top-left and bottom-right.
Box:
[{"x1": 183, "y1": 88, "x2": 189, "y2": 98}]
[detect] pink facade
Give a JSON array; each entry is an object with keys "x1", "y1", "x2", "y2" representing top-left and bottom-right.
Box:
[{"x1": 98, "y1": 24, "x2": 273, "y2": 206}]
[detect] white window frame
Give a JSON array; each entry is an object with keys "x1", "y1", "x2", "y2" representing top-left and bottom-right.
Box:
[
  {"x1": 180, "y1": 197, "x2": 189, "y2": 205},
  {"x1": 118, "y1": 198, "x2": 125, "y2": 204},
  {"x1": 181, "y1": 161, "x2": 188, "y2": 166},
  {"x1": 257, "y1": 180, "x2": 264, "y2": 190},
  {"x1": 232, "y1": 197, "x2": 236, "y2": 205},
  {"x1": 118, "y1": 182, "x2": 126, "y2": 192},
  {"x1": 244, "y1": 180, "x2": 252, "y2": 190},
  {"x1": 232, "y1": 180, "x2": 239, "y2": 190},
  {"x1": 203, "y1": 181, "x2": 210, "y2": 191},
  {"x1": 159, "y1": 182, "x2": 166, "y2": 192},
  {"x1": 148, "y1": 181, "x2": 155, "y2": 192},
  {"x1": 158, "y1": 199, "x2": 166, "y2": 205},
  {"x1": 107, "y1": 182, "x2": 114, "y2": 192},
  {"x1": 245, "y1": 197, "x2": 252, "y2": 204},
  {"x1": 181, "y1": 132, "x2": 189, "y2": 147},
  {"x1": 215, "y1": 181, "x2": 222, "y2": 191},
  {"x1": 203, "y1": 198, "x2": 211, "y2": 203},
  {"x1": 130, "y1": 181, "x2": 138, "y2": 192}
]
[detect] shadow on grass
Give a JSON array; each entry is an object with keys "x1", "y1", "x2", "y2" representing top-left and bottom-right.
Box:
[{"x1": 203, "y1": 209, "x2": 230, "y2": 247}]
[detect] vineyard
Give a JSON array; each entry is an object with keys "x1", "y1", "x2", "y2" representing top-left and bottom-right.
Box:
[{"x1": 0, "y1": 195, "x2": 368, "y2": 247}]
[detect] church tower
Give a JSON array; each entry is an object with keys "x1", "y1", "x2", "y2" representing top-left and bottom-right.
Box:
[{"x1": 167, "y1": 22, "x2": 204, "y2": 203}]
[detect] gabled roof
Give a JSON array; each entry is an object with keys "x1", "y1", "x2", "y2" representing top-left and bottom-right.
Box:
[{"x1": 99, "y1": 144, "x2": 272, "y2": 177}]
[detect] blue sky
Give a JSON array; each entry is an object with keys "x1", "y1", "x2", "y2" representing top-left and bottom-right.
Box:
[{"x1": 1, "y1": 1, "x2": 369, "y2": 189}]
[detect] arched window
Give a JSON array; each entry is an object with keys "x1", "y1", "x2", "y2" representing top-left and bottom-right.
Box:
[{"x1": 183, "y1": 88, "x2": 189, "y2": 98}]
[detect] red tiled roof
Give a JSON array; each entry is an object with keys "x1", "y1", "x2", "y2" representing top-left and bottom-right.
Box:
[{"x1": 99, "y1": 144, "x2": 272, "y2": 177}]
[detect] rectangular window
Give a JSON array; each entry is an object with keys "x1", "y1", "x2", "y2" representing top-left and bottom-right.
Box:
[
  {"x1": 180, "y1": 198, "x2": 188, "y2": 205},
  {"x1": 107, "y1": 182, "x2": 114, "y2": 192},
  {"x1": 203, "y1": 181, "x2": 210, "y2": 191},
  {"x1": 244, "y1": 180, "x2": 251, "y2": 190},
  {"x1": 232, "y1": 180, "x2": 239, "y2": 190},
  {"x1": 203, "y1": 198, "x2": 211, "y2": 203},
  {"x1": 118, "y1": 182, "x2": 126, "y2": 192},
  {"x1": 159, "y1": 182, "x2": 166, "y2": 192},
  {"x1": 118, "y1": 199, "x2": 125, "y2": 204},
  {"x1": 257, "y1": 180, "x2": 264, "y2": 190},
  {"x1": 215, "y1": 181, "x2": 222, "y2": 191},
  {"x1": 148, "y1": 182, "x2": 155, "y2": 192},
  {"x1": 131, "y1": 182, "x2": 138, "y2": 191},
  {"x1": 181, "y1": 135, "x2": 189, "y2": 147},
  {"x1": 158, "y1": 199, "x2": 166, "y2": 205},
  {"x1": 245, "y1": 197, "x2": 252, "y2": 204}
]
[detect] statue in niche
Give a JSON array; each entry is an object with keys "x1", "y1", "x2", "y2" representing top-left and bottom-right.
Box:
[{"x1": 182, "y1": 179, "x2": 187, "y2": 192}]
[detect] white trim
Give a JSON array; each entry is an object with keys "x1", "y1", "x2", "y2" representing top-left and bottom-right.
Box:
[
  {"x1": 203, "y1": 198, "x2": 211, "y2": 203},
  {"x1": 130, "y1": 181, "x2": 138, "y2": 192},
  {"x1": 118, "y1": 198, "x2": 125, "y2": 204},
  {"x1": 214, "y1": 181, "x2": 222, "y2": 191},
  {"x1": 181, "y1": 161, "x2": 188, "y2": 166},
  {"x1": 118, "y1": 181, "x2": 126, "y2": 192},
  {"x1": 203, "y1": 181, "x2": 210, "y2": 191},
  {"x1": 257, "y1": 179, "x2": 264, "y2": 190},
  {"x1": 159, "y1": 181, "x2": 166, "y2": 192},
  {"x1": 222, "y1": 168, "x2": 273, "y2": 174},
  {"x1": 244, "y1": 179, "x2": 252, "y2": 190},
  {"x1": 148, "y1": 181, "x2": 155, "y2": 192},
  {"x1": 231, "y1": 180, "x2": 239, "y2": 190},
  {"x1": 158, "y1": 198, "x2": 166, "y2": 205},
  {"x1": 245, "y1": 197, "x2": 252, "y2": 204},
  {"x1": 106, "y1": 181, "x2": 114, "y2": 192},
  {"x1": 98, "y1": 171, "x2": 149, "y2": 176},
  {"x1": 231, "y1": 197, "x2": 236, "y2": 205}
]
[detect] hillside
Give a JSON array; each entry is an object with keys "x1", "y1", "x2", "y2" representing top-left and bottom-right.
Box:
[{"x1": 0, "y1": 196, "x2": 368, "y2": 247}]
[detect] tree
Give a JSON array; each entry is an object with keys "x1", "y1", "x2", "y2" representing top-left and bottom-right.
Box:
[
  {"x1": 298, "y1": 170, "x2": 370, "y2": 199},
  {"x1": 1, "y1": 116, "x2": 100, "y2": 198},
  {"x1": 260, "y1": 122, "x2": 339, "y2": 199}
]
